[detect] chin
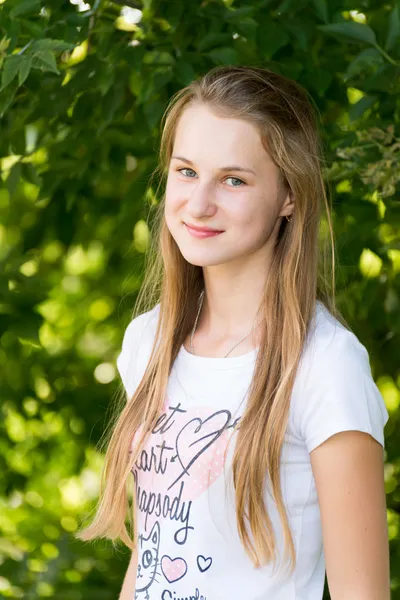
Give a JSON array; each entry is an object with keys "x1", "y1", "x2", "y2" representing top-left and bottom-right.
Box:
[{"x1": 177, "y1": 246, "x2": 233, "y2": 268}]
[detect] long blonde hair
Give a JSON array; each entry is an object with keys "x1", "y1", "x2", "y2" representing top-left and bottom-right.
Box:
[{"x1": 76, "y1": 65, "x2": 349, "y2": 575}]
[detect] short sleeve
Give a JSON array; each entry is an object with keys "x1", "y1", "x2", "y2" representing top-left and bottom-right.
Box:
[
  {"x1": 298, "y1": 331, "x2": 389, "y2": 453},
  {"x1": 116, "y1": 305, "x2": 159, "y2": 399}
]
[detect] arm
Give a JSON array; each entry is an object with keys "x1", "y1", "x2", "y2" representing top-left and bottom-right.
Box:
[
  {"x1": 119, "y1": 546, "x2": 138, "y2": 600},
  {"x1": 310, "y1": 430, "x2": 390, "y2": 599}
]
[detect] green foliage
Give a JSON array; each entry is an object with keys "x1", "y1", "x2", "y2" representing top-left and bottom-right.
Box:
[{"x1": 0, "y1": 0, "x2": 399, "y2": 598}]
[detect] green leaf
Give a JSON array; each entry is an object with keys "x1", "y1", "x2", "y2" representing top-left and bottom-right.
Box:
[
  {"x1": 18, "y1": 55, "x2": 32, "y2": 86},
  {"x1": 140, "y1": 67, "x2": 174, "y2": 104},
  {"x1": 98, "y1": 68, "x2": 116, "y2": 96},
  {"x1": 0, "y1": 55, "x2": 22, "y2": 91},
  {"x1": 276, "y1": 0, "x2": 299, "y2": 14},
  {"x1": 304, "y1": 68, "x2": 332, "y2": 96},
  {"x1": 128, "y1": 71, "x2": 143, "y2": 98},
  {"x1": 257, "y1": 22, "x2": 290, "y2": 58},
  {"x1": 6, "y1": 162, "x2": 21, "y2": 197},
  {"x1": 362, "y1": 64, "x2": 393, "y2": 94},
  {"x1": 143, "y1": 51, "x2": 175, "y2": 66},
  {"x1": 31, "y1": 51, "x2": 59, "y2": 74},
  {"x1": 345, "y1": 48, "x2": 383, "y2": 80},
  {"x1": 0, "y1": 78, "x2": 18, "y2": 117},
  {"x1": 10, "y1": 314, "x2": 43, "y2": 346},
  {"x1": 234, "y1": 17, "x2": 258, "y2": 40},
  {"x1": 143, "y1": 99, "x2": 165, "y2": 130},
  {"x1": 197, "y1": 33, "x2": 234, "y2": 53},
  {"x1": 18, "y1": 18, "x2": 44, "y2": 37},
  {"x1": 10, "y1": 0, "x2": 40, "y2": 18},
  {"x1": 22, "y1": 163, "x2": 42, "y2": 186},
  {"x1": 284, "y1": 19, "x2": 313, "y2": 52},
  {"x1": 385, "y1": 6, "x2": 400, "y2": 52},
  {"x1": 318, "y1": 22, "x2": 377, "y2": 45},
  {"x1": 312, "y1": 0, "x2": 329, "y2": 24},
  {"x1": 0, "y1": 37, "x2": 11, "y2": 54},
  {"x1": 207, "y1": 47, "x2": 239, "y2": 65},
  {"x1": 349, "y1": 95, "x2": 378, "y2": 121},
  {"x1": 175, "y1": 61, "x2": 196, "y2": 86},
  {"x1": 31, "y1": 39, "x2": 76, "y2": 53},
  {"x1": 279, "y1": 59, "x2": 304, "y2": 80},
  {"x1": 99, "y1": 85, "x2": 124, "y2": 129},
  {"x1": 224, "y1": 6, "x2": 256, "y2": 21}
]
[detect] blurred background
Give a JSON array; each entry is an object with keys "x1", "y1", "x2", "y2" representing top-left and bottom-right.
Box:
[{"x1": 0, "y1": 0, "x2": 399, "y2": 598}]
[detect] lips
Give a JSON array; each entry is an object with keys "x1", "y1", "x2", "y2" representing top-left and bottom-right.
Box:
[
  {"x1": 184, "y1": 222, "x2": 224, "y2": 233},
  {"x1": 184, "y1": 223, "x2": 224, "y2": 239}
]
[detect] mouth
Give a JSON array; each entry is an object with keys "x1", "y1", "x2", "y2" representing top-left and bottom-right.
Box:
[
  {"x1": 184, "y1": 222, "x2": 224, "y2": 238},
  {"x1": 184, "y1": 222, "x2": 224, "y2": 233}
]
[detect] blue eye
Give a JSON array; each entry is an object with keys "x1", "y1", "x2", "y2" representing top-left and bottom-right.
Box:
[
  {"x1": 177, "y1": 168, "x2": 245, "y2": 187},
  {"x1": 177, "y1": 167, "x2": 196, "y2": 178},
  {"x1": 226, "y1": 177, "x2": 245, "y2": 187}
]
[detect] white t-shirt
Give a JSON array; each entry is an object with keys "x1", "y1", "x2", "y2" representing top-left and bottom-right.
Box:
[{"x1": 116, "y1": 300, "x2": 389, "y2": 600}]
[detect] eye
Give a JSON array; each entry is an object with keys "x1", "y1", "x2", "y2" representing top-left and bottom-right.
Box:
[
  {"x1": 225, "y1": 176, "x2": 245, "y2": 188},
  {"x1": 176, "y1": 168, "x2": 246, "y2": 187},
  {"x1": 177, "y1": 167, "x2": 197, "y2": 178}
]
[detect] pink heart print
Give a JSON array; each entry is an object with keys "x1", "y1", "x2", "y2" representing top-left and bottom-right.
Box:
[
  {"x1": 161, "y1": 555, "x2": 188, "y2": 583},
  {"x1": 130, "y1": 395, "x2": 234, "y2": 502}
]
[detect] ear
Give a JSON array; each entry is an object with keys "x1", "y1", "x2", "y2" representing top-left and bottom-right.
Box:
[{"x1": 279, "y1": 188, "x2": 295, "y2": 219}]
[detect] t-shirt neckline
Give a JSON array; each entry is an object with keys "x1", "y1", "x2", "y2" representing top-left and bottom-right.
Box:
[
  {"x1": 175, "y1": 301, "x2": 325, "y2": 370},
  {"x1": 177, "y1": 341, "x2": 259, "y2": 370}
]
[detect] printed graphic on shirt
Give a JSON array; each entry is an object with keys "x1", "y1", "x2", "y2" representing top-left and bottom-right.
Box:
[{"x1": 130, "y1": 396, "x2": 241, "y2": 599}]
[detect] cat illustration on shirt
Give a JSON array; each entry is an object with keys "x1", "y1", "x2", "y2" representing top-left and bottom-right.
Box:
[{"x1": 135, "y1": 521, "x2": 162, "y2": 599}]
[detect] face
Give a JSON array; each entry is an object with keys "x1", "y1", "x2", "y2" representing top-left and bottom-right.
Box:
[{"x1": 164, "y1": 103, "x2": 293, "y2": 268}]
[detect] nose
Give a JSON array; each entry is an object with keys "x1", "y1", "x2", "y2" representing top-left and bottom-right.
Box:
[{"x1": 186, "y1": 179, "x2": 217, "y2": 219}]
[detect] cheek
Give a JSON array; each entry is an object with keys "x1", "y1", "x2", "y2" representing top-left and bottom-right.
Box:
[
  {"x1": 230, "y1": 196, "x2": 272, "y2": 228},
  {"x1": 229, "y1": 196, "x2": 276, "y2": 242},
  {"x1": 165, "y1": 178, "x2": 183, "y2": 213}
]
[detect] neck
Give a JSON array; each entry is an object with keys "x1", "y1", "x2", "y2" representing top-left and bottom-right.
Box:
[
  {"x1": 198, "y1": 272, "x2": 267, "y2": 338},
  {"x1": 190, "y1": 289, "x2": 265, "y2": 357}
]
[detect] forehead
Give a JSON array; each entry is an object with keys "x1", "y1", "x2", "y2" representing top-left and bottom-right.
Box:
[{"x1": 172, "y1": 103, "x2": 270, "y2": 167}]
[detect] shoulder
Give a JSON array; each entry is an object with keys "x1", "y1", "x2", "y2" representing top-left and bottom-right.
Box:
[
  {"x1": 291, "y1": 301, "x2": 389, "y2": 453},
  {"x1": 303, "y1": 300, "x2": 370, "y2": 375},
  {"x1": 116, "y1": 303, "x2": 160, "y2": 398},
  {"x1": 120, "y1": 303, "x2": 160, "y2": 350}
]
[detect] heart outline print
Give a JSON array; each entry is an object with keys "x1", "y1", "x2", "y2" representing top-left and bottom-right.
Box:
[
  {"x1": 168, "y1": 408, "x2": 232, "y2": 492},
  {"x1": 197, "y1": 555, "x2": 212, "y2": 573}
]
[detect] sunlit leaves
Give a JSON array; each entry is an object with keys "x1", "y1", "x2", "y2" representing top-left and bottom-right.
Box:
[
  {"x1": 379, "y1": 377, "x2": 400, "y2": 413},
  {"x1": 0, "y1": 39, "x2": 76, "y2": 93}
]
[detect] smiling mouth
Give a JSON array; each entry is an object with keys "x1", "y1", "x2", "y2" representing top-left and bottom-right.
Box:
[
  {"x1": 184, "y1": 222, "x2": 224, "y2": 233},
  {"x1": 184, "y1": 223, "x2": 224, "y2": 238}
]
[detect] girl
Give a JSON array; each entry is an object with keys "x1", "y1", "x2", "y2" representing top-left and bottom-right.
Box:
[{"x1": 77, "y1": 65, "x2": 390, "y2": 600}]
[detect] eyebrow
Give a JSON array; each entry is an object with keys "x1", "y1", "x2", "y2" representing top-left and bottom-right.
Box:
[{"x1": 171, "y1": 155, "x2": 256, "y2": 176}]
